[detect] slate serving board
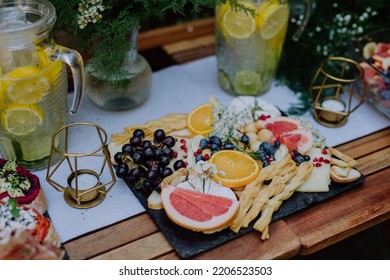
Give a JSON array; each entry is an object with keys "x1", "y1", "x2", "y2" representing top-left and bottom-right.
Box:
[{"x1": 125, "y1": 174, "x2": 365, "y2": 259}]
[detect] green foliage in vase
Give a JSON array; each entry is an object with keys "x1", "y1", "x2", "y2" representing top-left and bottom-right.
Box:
[
  {"x1": 278, "y1": 0, "x2": 390, "y2": 115},
  {"x1": 49, "y1": 0, "x2": 249, "y2": 81}
]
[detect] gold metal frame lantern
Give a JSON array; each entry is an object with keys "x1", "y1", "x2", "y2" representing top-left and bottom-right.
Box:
[
  {"x1": 46, "y1": 122, "x2": 116, "y2": 208},
  {"x1": 310, "y1": 56, "x2": 365, "y2": 127}
]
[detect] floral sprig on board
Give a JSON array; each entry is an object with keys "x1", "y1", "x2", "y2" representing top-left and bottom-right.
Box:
[{"x1": 277, "y1": 0, "x2": 390, "y2": 115}]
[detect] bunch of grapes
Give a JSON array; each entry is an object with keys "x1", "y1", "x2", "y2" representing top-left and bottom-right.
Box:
[{"x1": 114, "y1": 128, "x2": 186, "y2": 194}]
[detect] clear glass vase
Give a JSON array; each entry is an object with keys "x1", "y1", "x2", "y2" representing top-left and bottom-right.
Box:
[{"x1": 85, "y1": 29, "x2": 152, "y2": 110}]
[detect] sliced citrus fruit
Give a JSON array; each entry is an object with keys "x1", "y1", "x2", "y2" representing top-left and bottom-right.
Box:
[
  {"x1": 210, "y1": 150, "x2": 261, "y2": 189},
  {"x1": 161, "y1": 185, "x2": 239, "y2": 232},
  {"x1": 1, "y1": 103, "x2": 45, "y2": 135},
  {"x1": 222, "y1": 5, "x2": 256, "y2": 39},
  {"x1": 187, "y1": 104, "x2": 214, "y2": 135},
  {"x1": 3, "y1": 66, "x2": 50, "y2": 104},
  {"x1": 233, "y1": 70, "x2": 261, "y2": 95},
  {"x1": 257, "y1": 3, "x2": 289, "y2": 40}
]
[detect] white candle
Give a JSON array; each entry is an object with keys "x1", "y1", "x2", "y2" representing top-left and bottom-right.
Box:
[
  {"x1": 71, "y1": 173, "x2": 99, "y2": 190},
  {"x1": 321, "y1": 99, "x2": 345, "y2": 112}
]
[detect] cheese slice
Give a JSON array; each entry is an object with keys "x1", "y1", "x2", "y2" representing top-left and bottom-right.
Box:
[{"x1": 297, "y1": 148, "x2": 331, "y2": 192}]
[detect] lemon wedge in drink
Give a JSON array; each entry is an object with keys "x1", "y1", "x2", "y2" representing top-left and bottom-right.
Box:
[
  {"x1": 3, "y1": 66, "x2": 50, "y2": 104},
  {"x1": 1, "y1": 103, "x2": 45, "y2": 135},
  {"x1": 257, "y1": 3, "x2": 289, "y2": 40},
  {"x1": 222, "y1": 3, "x2": 256, "y2": 39},
  {"x1": 233, "y1": 70, "x2": 261, "y2": 95}
]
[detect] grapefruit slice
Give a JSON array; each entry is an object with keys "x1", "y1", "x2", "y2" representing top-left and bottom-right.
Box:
[
  {"x1": 279, "y1": 128, "x2": 313, "y2": 154},
  {"x1": 161, "y1": 185, "x2": 239, "y2": 232},
  {"x1": 255, "y1": 116, "x2": 300, "y2": 137}
]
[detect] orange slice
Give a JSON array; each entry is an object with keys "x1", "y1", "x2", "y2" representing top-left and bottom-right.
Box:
[
  {"x1": 186, "y1": 104, "x2": 214, "y2": 135},
  {"x1": 210, "y1": 150, "x2": 260, "y2": 189}
]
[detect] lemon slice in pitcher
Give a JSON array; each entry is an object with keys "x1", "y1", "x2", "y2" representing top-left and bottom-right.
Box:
[
  {"x1": 3, "y1": 66, "x2": 50, "y2": 104},
  {"x1": 222, "y1": 4, "x2": 256, "y2": 39},
  {"x1": 257, "y1": 3, "x2": 289, "y2": 40},
  {"x1": 1, "y1": 103, "x2": 45, "y2": 135}
]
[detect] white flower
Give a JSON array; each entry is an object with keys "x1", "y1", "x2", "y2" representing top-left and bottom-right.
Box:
[{"x1": 77, "y1": 0, "x2": 105, "y2": 29}]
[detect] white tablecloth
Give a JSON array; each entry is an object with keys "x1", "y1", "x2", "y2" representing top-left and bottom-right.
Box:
[{"x1": 18, "y1": 56, "x2": 390, "y2": 242}]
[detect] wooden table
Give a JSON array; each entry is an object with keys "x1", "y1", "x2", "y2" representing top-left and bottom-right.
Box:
[{"x1": 63, "y1": 18, "x2": 390, "y2": 260}]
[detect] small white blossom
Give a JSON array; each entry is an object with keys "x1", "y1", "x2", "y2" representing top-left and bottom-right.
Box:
[{"x1": 77, "y1": 0, "x2": 105, "y2": 29}]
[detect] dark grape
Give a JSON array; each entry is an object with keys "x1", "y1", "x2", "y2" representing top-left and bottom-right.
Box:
[
  {"x1": 114, "y1": 152, "x2": 123, "y2": 164},
  {"x1": 159, "y1": 155, "x2": 170, "y2": 167},
  {"x1": 173, "y1": 159, "x2": 186, "y2": 170},
  {"x1": 162, "y1": 147, "x2": 174, "y2": 159},
  {"x1": 122, "y1": 144, "x2": 133, "y2": 154},
  {"x1": 154, "y1": 129, "x2": 166, "y2": 143},
  {"x1": 199, "y1": 138, "x2": 208, "y2": 150},
  {"x1": 147, "y1": 170, "x2": 159, "y2": 180},
  {"x1": 130, "y1": 136, "x2": 142, "y2": 147},
  {"x1": 141, "y1": 140, "x2": 153, "y2": 149},
  {"x1": 223, "y1": 143, "x2": 235, "y2": 150},
  {"x1": 164, "y1": 136, "x2": 176, "y2": 148},
  {"x1": 133, "y1": 129, "x2": 145, "y2": 138},
  {"x1": 115, "y1": 163, "x2": 129, "y2": 178},
  {"x1": 155, "y1": 148, "x2": 163, "y2": 159},
  {"x1": 241, "y1": 134, "x2": 250, "y2": 145},
  {"x1": 208, "y1": 136, "x2": 222, "y2": 148},
  {"x1": 142, "y1": 179, "x2": 155, "y2": 193},
  {"x1": 150, "y1": 163, "x2": 160, "y2": 172},
  {"x1": 161, "y1": 167, "x2": 173, "y2": 178},
  {"x1": 131, "y1": 151, "x2": 144, "y2": 164},
  {"x1": 129, "y1": 167, "x2": 142, "y2": 181},
  {"x1": 143, "y1": 146, "x2": 155, "y2": 160}
]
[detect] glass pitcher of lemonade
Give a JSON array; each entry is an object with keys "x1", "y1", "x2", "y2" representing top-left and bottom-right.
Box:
[
  {"x1": 0, "y1": 0, "x2": 85, "y2": 170},
  {"x1": 215, "y1": 0, "x2": 312, "y2": 96}
]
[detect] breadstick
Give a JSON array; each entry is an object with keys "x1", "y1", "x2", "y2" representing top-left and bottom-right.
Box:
[
  {"x1": 230, "y1": 154, "x2": 294, "y2": 232},
  {"x1": 253, "y1": 162, "x2": 313, "y2": 239}
]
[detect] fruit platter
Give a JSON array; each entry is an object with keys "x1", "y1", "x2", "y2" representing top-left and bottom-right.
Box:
[
  {"x1": 108, "y1": 96, "x2": 365, "y2": 258},
  {"x1": 354, "y1": 29, "x2": 390, "y2": 118}
]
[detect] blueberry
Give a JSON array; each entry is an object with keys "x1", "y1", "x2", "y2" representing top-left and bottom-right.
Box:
[
  {"x1": 195, "y1": 154, "x2": 204, "y2": 163},
  {"x1": 199, "y1": 138, "x2": 208, "y2": 150},
  {"x1": 240, "y1": 134, "x2": 250, "y2": 145},
  {"x1": 303, "y1": 155, "x2": 311, "y2": 161},
  {"x1": 256, "y1": 151, "x2": 267, "y2": 162},
  {"x1": 262, "y1": 161, "x2": 270, "y2": 167},
  {"x1": 210, "y1": 143, "x2": 220, "y2": 152},
  {"x1": 260, "y1": 142, "x2": 275, "y2": 155},
  {"x1": 209, "y1": 136, "x2": 223, "y2": 148},
  {"x1": 274, "y1": 140, "x2": 281, "y2": 148},
  {"x1": 223, "y1": 143, "x2": 235, "y2": 150},
  {"x1": 381, "y1": 89, "x2": 390, "y2": 100}
]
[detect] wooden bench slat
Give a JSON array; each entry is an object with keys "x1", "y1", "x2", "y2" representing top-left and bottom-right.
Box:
[{"x1": 285, "y1": 168, "x2": 390, "y2": 255}]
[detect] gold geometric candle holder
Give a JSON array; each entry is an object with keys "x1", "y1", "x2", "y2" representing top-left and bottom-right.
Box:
[
  {"x1": 46, "y1": 122, "x2": 116, "y2": 209},
  {"x1": 310, "y1": 56, "x2": 365, "y2": 127}
]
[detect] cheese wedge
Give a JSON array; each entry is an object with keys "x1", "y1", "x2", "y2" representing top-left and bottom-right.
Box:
[{"x1": 297, "y1": 148, "x2": 331, "y2": 192}]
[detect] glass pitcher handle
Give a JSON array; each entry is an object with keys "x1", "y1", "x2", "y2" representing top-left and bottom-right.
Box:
[
  {"x1": 292, "y1": 0, "x2": 312, "y2": 41},
  {"x1": 52, "y1": 46, "x2": 85, "y2": 115}
]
